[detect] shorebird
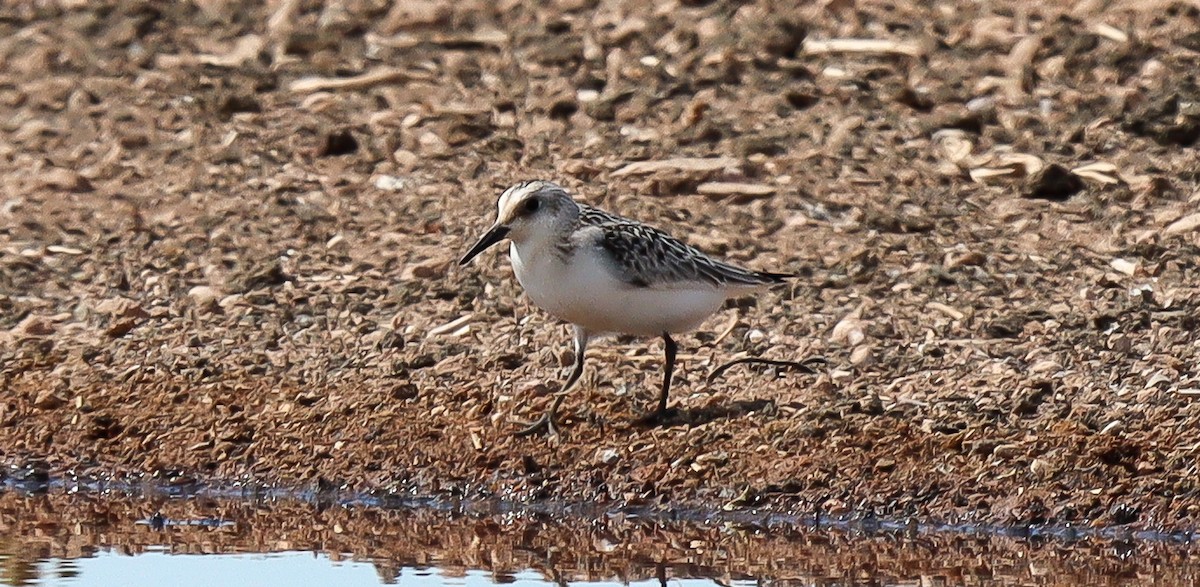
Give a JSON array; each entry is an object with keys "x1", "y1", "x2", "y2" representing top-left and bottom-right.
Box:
[{"x1": 459, "y1": 180, "x2": 792, "y2": 436}]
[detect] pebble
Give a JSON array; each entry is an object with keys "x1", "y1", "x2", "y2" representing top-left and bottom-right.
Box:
[
  {"x1": 595, "y1": 448, "x2": 620, "y2": 465},
  {"x1": 373, "y1": 175, "x2": 410, "y2": 192},
  {"x1": 392, "y1": 149, "x2": 419, "y2": 171},
  {"x1": 33, "y1": 390, "x2": 66, "y2": 410},
  {"x1": 188, "y1": 286, "x2": 220, "y2": 307}
]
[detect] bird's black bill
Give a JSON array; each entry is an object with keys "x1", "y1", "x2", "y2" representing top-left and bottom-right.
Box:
[{"x1": 459, "y1": 224, "x2": 510, "y2": 265}]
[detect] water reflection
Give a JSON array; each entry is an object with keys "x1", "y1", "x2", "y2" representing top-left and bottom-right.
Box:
[
  {"x1": 2, "y1": 553, "x2": 765, "y2": 587},
  {"x1": 0, "y1": 490, "x2": 1195, "y2": 586}
]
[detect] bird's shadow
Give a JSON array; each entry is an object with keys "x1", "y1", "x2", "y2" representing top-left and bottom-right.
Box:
[{"x1": 630, "y1": 399, "x2": 776, "y2": 429}]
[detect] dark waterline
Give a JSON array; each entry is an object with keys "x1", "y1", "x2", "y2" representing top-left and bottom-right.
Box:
[{"x1": 3, "y1": 472, "x2": 1197, "y2": 544}]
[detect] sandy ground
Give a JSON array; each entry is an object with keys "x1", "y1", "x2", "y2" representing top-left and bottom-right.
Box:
[{"x1": 2, "y1": 1, "x2": 1200, "y2": 533}]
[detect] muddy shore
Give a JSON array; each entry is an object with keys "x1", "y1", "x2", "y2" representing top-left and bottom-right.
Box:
[{"x1": 2, "y1": 1, "x2": 1200, "y2": 533}]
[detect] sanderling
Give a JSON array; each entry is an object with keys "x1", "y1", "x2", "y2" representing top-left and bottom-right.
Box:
[{"x1": 459, "y1": 180, "x2": 792, "y2": 436}]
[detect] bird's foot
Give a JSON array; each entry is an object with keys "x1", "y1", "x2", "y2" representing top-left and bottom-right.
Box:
[
  {"x1": 513, "y1": 413, "x2": 560, "y2": 438},
  {"x1": 632, "y1": 406, "x2": 680, "y2": 428}
]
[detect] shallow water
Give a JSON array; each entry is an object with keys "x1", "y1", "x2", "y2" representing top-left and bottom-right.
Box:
[
  {"x1": 1, "y1": 487, "x2": 1197, "y2": 587},
  {"x1": 11, "y1": 552, "x2": 689, "y2": 587},
  {"x1": 5, "y1": 545, "x2": 1197, "y2": 587},
  {"x1": 3, "y1": 551, "x2": 780, "y2": 587}
]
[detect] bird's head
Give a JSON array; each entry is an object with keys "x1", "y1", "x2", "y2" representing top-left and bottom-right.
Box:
[{"x1": 459, "y1": 180, "x2": 577, "y2": 265}]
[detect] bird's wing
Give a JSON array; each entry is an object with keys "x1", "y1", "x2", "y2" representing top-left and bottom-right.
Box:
[{"x1": 591, "y1": 220, "x2": 791, "y2": 289}]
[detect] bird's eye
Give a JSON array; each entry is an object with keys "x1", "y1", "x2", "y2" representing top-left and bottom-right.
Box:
[{"x1": 523, "y1": 198, "x2": 541, "y2": 214}]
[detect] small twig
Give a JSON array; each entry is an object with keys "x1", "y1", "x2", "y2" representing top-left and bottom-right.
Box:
[
  {"x1": 802, "y1": 38, "x2": 925, "y2": 58},
  {"x1": 366, "y1": 30, "x2": 508, "y2": 50},
  {"x1": 266, "y1": 0, "x2": 301, "y2": 61},
  {"x1": 611, "y1": 157, "x2": 740, "y2": 177},
  {"x1": 289, "y1": 67, "x2": 430, "y2": 93},
  {"x1": 707, "y1": 356, "x2": 828, "y2": 384},
  {"x1": 1004, "y1": 34, "x2": 1042, "y2": 99},
  {"x1": 711, "y1": 313, "x2": 740, "y2": 346}
]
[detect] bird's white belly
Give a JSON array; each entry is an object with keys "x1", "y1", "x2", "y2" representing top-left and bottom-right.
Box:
[{"x1": 510, "y1": 243, "x2": 725, "y2": 336}]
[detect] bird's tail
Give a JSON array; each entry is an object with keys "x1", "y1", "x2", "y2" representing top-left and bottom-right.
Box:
[{"x1": 755, "y1": 270, "x2": 796, "y2": 284}]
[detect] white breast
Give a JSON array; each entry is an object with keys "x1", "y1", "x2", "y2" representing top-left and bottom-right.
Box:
[{"x1": 509, "y1": 241, "x2": 728, "y2": 336}]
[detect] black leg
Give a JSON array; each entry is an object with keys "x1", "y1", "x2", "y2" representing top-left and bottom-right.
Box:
[
  {"x1": 634, "y1": 332, "x2": 678, "y2": 427},
  {"x1": 515, "y1": 326, "x2": 588, "y2": 437},
  {"x1": 657, "y1": 332, "x2": 677, "y2": 416}
]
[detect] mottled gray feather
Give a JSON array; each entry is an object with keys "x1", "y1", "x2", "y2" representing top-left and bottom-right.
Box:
[{"x1": 576, "y1": 204, "x2": 791, "y2": 289}]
